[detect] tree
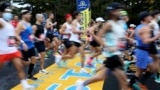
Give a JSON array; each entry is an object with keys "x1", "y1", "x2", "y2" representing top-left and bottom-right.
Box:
[{"x1": 12, "y1": 0, "x2": 160, "y2": 25}]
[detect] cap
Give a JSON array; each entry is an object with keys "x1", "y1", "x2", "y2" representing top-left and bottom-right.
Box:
[
  {"x1": 20, "y1": 10, "x2": 31, "y2": 15},
  {"x1": 65, "y1": 13, "x2": 72, "y2": 20},
  {"x1": 96, "y1": 17, "x2": 105, "y2": 22},
  {"x1": 139, "y1": 11, "x2": 151, "y2": 21},
  {"x1": 120, "y1": 11, "x2": 128, "y2": 16},
  {"x1": 151, "y1": 10, "x2": 160, "y2": 17},
  {"x1": 106, "y1": 2, "x2": 124, "y2": 12},
  {"x1": 129, "y1": 24, "x2": 136, "y2": 27}
]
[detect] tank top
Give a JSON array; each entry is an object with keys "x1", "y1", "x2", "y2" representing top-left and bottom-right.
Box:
[
  {"x1": 151, "y1": 20, "x2": 160, "y2": 36},
  {"x1": 103, "y1": 20, "x2": 125, "y2": 57},
  {"x1": 20, "y1": 21, "x2": 34, "y2": 50},
  {"x1": 0, "y1": 18, "x2": 17, "y2": 54},
  {"x1": 35, "y1": 24, "x2": 45, "y2": 40},
  {"x1": 63, "y1": 22, "x2": 72, "y2": 39},
  {"x1": 70, "y1": 22, "x2": 81, "y2": 43},
  {"x1": 135, "y1": 24, "x2": 149, "y2": 49}
]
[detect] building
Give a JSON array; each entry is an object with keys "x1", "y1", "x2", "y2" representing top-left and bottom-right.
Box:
[{"x1": 10, "y1": 0, "x2": 30, "y2": 8}]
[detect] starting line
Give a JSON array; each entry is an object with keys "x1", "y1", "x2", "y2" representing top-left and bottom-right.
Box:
[{"x1": 11, "y1": 54, "x2": 104, "y2": 90}]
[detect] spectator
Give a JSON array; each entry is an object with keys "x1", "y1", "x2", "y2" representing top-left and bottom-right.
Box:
[{"x1": 11, "y1": 15, "x2": 19, "y2": 28}]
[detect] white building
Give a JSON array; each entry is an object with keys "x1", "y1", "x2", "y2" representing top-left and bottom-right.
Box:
[{"x1": 10, "y1": 0, "x2": 30, "y2": 8}]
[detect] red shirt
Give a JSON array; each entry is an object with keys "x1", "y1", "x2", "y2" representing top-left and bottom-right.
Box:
[{"x1": 11, "y1": 20, "x2": 18, "y2": 28}]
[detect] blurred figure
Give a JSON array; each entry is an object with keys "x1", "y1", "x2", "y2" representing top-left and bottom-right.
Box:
[
  {"x1": 16, "y1": 10, "x2": 38, "y2": 80},
  {"x1": 120, "y1": 11, "x2": 129, "y2": 31},
  {"x1": 45, "y1": 12, "x2": 57, "y2": 51},
  {"x1": 150, "y1": 10, "x2": 160, "y2": 83},
  {"x1": 32, "y1": 14, "x2": 48, "y2": 74},
  {"x1": 86, "y1": 17, "x2": 104, "y2": 66},
  {"x1": 11, "y1": 15, "x2": 19, "y2": 28},
  {"x1": 129, "y1": 11, "x2": 160, "y2": 89},
  {"x1": 0, "y1": 3, "x2": 35, "y2": 90},
  {"x1": 76, "y1": 2, "x2": 128, "y2": 90}
]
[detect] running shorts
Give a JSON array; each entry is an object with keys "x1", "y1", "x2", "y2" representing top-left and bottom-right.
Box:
[
  {"x1": 148, "y1": 43, "x2": 158, "y2": 54},
  {"x1": 135, "y1": 49, "x2": 153, "y2": 69},
  {"x1": 21, "y1": 47, "x2": 36, "y2": 61},
  {"x1": 71, "y1": 41, "x2": 81, "y2": 47},
  {"x1": 90, "y1": 40, "x2": 100, "y2": 47},
  {"x1": 63, "y1": 39, "x2": 72, "y2": 49},
  {"x1": 34, "y1": 41, "x2": 45, "y2": 53},
  {"x1": 103, "y1": 55, "x2": 123, "y2": 70},
  {"x1": 0, "y1": 51, "x2": 22, "y2": 63}
]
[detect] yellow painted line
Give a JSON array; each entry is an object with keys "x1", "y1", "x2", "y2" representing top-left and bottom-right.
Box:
[{"x1": 11, "y1": 55, "x2": 104, "y2": 90}]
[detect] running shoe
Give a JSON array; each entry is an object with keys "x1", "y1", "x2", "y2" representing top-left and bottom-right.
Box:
[
  {"x1": 55, "y1": 55, "x2": 62, "y2": 67},
  {"x1": 61, "y1": 60, "x2": 68, "y2": 68},
  {"x1": 80, "y1": 68, "x2": 89, "y2": 74},
  {"x1": 91, "y1": 68, "x2": 96, "y2": 75},
  {"x1": 86, "y1": 57, "x2": 93, "y2": 66},
  {"x1": 23, "y1": 85, "x2": 35, "y2": 90},
  {"x1": 155, "y1": 77, "x2": 160, "y2": 83},
  {"x1": 27, "y1": 75, "x2": 37, "y2": 80},
  {"x1": 39, "y1": 69, "x2": 49, "y2": 74},
  {"x1": 76, "y1": 79, "x2": 85, "y2": 90}
]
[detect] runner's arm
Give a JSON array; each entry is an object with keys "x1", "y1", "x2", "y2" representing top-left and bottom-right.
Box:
[
  {"x1": 91, "y1": 22, "x2": 110, "y2": 47},
  {"x1": 15, "y1": 23, "x2": 25, "y2": 43},
  {"x1": 32, "y1": 25, "x2": 41, "y2": 41},
  {"x1": 71, "y1": 21, "x2": 83, "y2": 34},
  {"x1": 46, "y1": 19, "x2": 53, "y2": 29},
  {"x1": 59, "y1": 24, "x2": 70, "y2": 35},
  {"x1": 139, "y1": 26, "x2": 160, "y2": 44}
]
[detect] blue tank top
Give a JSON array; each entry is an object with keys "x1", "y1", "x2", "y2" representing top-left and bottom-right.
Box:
[
  {"x1": 20, "y1": 22, "x2": 34, "y2": 49},
  {"x1": 135, "y1": 24, "x2": 149, "y2": 48}
]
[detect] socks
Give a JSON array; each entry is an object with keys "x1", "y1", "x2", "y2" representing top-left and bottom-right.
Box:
[
  {"x1": 129, "y1": 75, "x2": 139, "y2": 87},
  {"x1": 28, "y1": 64, "x2": 34, "y2": 76},
  {"x1": 21, "y1": 79, "x2": 29, "y2": 87}
]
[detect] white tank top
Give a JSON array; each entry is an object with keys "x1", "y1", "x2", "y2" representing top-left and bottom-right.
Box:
[
  {"x1": 70, "y1": 22, "x2": 81, "y2": 43},
  {"x1": 63, "y1": 22, "x2": 72, "y2": 39},
  {"x1": 103, "y1": 20, "x2": 125, "y2": 57},
  {"x1": 151, "y1": 20, "x2": 160, "y2": 35},
  {"x1": 0, "y1": 18, "x2": 17, "y2": 54}
]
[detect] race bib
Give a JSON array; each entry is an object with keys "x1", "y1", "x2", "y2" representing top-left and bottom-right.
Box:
[
  {"x1": 29, "y1": 34, "x2": 35, "y2": 41},
  {"x1": 118, "y1": 38, "x2": 127, "y2": 50},
  {"x1": 8, "y1": 36, "x2": 16, "y2": 47},
  {"x1": 39, "y1": 34, "x2": 45, "y2": 39}
]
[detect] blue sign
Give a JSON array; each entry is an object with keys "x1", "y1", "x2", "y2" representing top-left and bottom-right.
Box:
[{"x1": 76, "y1": 0, "x2": 90, "y2": 11}]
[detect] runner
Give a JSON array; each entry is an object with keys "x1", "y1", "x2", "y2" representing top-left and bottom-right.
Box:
[
  {"x1": 32, "y1": 14, "x2": 48, "y2": 74},
  {"x1": 76, "y1": 2, "x2": 128, "y2": 90},
  {"x1": 59, "y1": 14, "x2": 72, "y2": 58},
  {"x1": 150, "y1": 10, "x2": 160, "y2": 83},
  {"x1": 128, "y1": 11, "x2": 160, "y2": 88},
  {"x1": 15, "y1": 10, "x2": 38, "y2": 80},
  {"x1": 11, "y1": 14, "x2": 19, "y2": 28},
  {"x1": 0, "y1": 3, "x2": 35, "y2": 90},
  {"x1": 55, "y1": 12, "x2": 88, "y2": 73},
  {"x1": 84, "y1": 19, "x2": 95, "y2": 49},
  {"x1": 86, "y1": 17, "x2": 104, "y2": 66},
  {"x1": 45, "y1": 12, "x2": 57, "y2": 52}
]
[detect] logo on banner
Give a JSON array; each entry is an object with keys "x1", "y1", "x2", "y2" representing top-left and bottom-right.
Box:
[
  {"x1": 77, "y1": 0, "x2": 88, "y2": 11},
  {"x1": 79, "y1": 0, "x2": 87, "y2": 7}
]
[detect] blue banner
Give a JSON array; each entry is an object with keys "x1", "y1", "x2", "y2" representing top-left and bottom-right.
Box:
[{"x1": 76, "y1": 0, "x2": 90, "y2": 11}]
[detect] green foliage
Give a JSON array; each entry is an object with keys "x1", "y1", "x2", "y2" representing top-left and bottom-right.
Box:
[{"x1": 10, "y1": 0, "x2": 160, "y2": 25}]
